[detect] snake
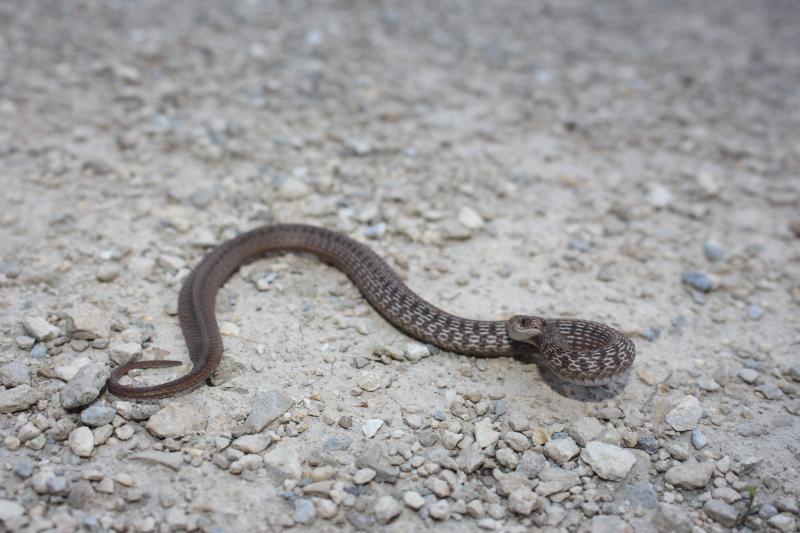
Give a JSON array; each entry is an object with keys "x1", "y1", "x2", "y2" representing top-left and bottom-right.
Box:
[{"x1": 107, "y1": 224, "x2": 636, "y2": 400}]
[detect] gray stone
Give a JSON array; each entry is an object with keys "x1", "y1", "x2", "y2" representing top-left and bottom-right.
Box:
[
  {"x1": 292, "y1": 498, "x2": 316, "y2": 525},
  {"x1": 0, "y1": 384, "x2": 40, "y2": 413},
  {"x1": 60, "y1": 363, "x2": 109, "y2": 410},
  {"x1": 374, "y1": 495, "x2": 403, "y2": 524},
  {"x1": 146, "y1": 402, "x2": 207, "y2": 438},
  {"x1": 681, "y1": 272, "x2": 714, "y2": 293},
  {"x1": 22, "y1": 316, "x2": 59, "y2": 341},
  {"x1": 691, "y1": 428, "x2": 708, "y2": 449},
  {"x1": 544, "y1": 435, "x2": 580, "y2": 464},
  {"x1": 496, "y1": 448, "x2": 519, "y2": 469},
  {"x1": 0, "y1": 361, "x2": 30, "y2": 387},
  {"x1": 362, "y1": 418, "x2": 384, "y2": 438},
  {"x1": 664, "y1": 460, "x2": 714, "y2": 489},
  {"x1": 652, "y1": 502, "x2": 692, "y2": 533},
  {"x1": 580, "y1": 515, "x2": 634, "y2": 533},
  {"x1": 459, "y1": 445, "x2": 485, "y2": 473},
  {"x1": 403, "y1": 491, "x2": 425, "y2": 510},
  {"x1": 666, "y1": 395, "x2": 702, "y2": 431},
  {"x1": 404, "y1": 342, "x2": 430, "y2": 362},
  {"x1": 66, "y1": 303, "x2": 111, "y2": 340},
  {"x1": 0, "y1": 499, "x2": 26, "y2": 524},
  {"x1": 518, "y1": 450, "x2": 546, "y2": 478},
  {"x1": 130, "y1": 451, "x2": 184, "y2": 471},
  {"x1": 636, "y1": 436, "x2": 659, "y2": 454},
  {"x1": 738, "y1": 368, "x2": 759, "y2": 383},
  {"x1": 428, "y1": 499, "x2": 450, "y2": 520},
  {"x1": 580, "y1": 441, "x2": 636, "y2": 481},
  {"x1": 245, "y1": 390, "x2": 293, "y2": 432},
  {"x1": 536, "y1": 467, "x2": 580, "y2": 496},
  {"x1": 474, "y1": 418, "x2": 500, "y2": 448},
  {"x1": 232, "y1": 434, "x2": 271, "y2": 454},
  {"x1": 508, "y1": 487, "x2": 539, "y2": 516},
  {"x1": 569, "y1": 417, "x2": 605, "y2": 446},
  {"x1": 67, "y1": 480, "x2": 95, "y2": 509},
  {"x1": 768, "y1": 514, "x2": 797, "y2": 532},
  {"x1": 80, "y1": 404, "x2": 116, "y2": 427},
  {"x1": 108, "y1": 342, "x2": 142, "y2": 365},
  {"x1": 704, "y1": 499, "x2": 738, "y2": 527},
  {"x1": 68, "y1": 426, "x2": 95, "y2": 457}
]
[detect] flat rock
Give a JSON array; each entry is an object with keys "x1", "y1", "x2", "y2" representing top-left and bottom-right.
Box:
[
  {"x1": 664, "y1": 460, "x2": 714, "y2": 489},
  {"x1": 80, "y1": 404, "x2": 116, "y2": 427},
  {"x1": 53, "y1": 356, "x2": 92, "y2": 382},
  {"x1": 146, "y1": 403, "x2": 207, "y2": 438},
  {"x1": 22, "y1": 316, "x2": 59, "y2": 341},
  {"x1": 130, "y1": 450, "x2": 184, "y2": 470},
  {"x1": 66, "y1": 303, "x2": 111, "y2": 340},
  {"x1": 0, "y1": 499, "x2": 26, "y2": 525},
  {"x1": 245, "y1": 390, "x2": 293, "y2": 432},
  {"x1": 374, "y1": 495, "x2": 403, "y2": 524},
  {"x1": 0, "y1": 361, "x2": 30, "y2": 387},
  {"x1": 544, "y1": 436, "x2": 580, "y2": 464},
  {"x1": 581, "y1": 441, "x2": 636, "y2": 481},
  {"x1": 474, "y1": 418, "x2": 500, "y2": 448},
  {"x1": 108, "y1": 342, "x2": 142, "y2": 365},
  {"x1": 362, "y1": 418, "x2": 384, "y2": 438},
  {"x1": 580, "y1": 515, "x2": 634, "y2": 533},
  {"x1": 60, "y1": 363, "x2": 110, "y2": 410},
  {"x1": 666, "y1": 395, "x2": 702, "y2": 431},
  {"x1": 703, "y1": 498, "x2": 737, "y2": 527},
  {"x1": 0, "y1": 384, "x2": 41, "y2": 413},
  {"x1": 232, "y1": 433, "x2": 271, "y2": 454},
  {"x1": 569, "y1": 417, "x2": 605, "y2": 446}
]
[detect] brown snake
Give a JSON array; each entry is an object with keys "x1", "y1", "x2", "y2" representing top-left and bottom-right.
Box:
[{"x1": 107, "y1": 224, "x2": 636, "y2": 400}]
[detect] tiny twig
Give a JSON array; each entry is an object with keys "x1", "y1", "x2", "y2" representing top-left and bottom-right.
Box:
[{"x1": 735, "y1": 485, "x2": 758, "y2": 528}]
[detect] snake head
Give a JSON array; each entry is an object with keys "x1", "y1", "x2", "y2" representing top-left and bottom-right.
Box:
[{"x1": 506, "y1": 315, "x2": 545, "y2": 344}]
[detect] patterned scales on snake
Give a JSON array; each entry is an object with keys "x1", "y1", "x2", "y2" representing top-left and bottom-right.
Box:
[{"x1": 107, "y1": 224, "x2": 636, "y2": 400}]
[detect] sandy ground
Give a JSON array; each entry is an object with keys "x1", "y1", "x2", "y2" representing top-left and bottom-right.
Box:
[{"x1": 1, "y1": 1, "x2": 799, "y2": 532}]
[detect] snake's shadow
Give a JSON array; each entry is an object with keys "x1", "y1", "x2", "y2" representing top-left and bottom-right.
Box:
[{"x1": 518, "y1": 354, "x2": 631, "y2": 402}]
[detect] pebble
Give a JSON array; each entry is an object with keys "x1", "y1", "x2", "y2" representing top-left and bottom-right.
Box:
[
  {"x1": 80, "y1": 404, "x2": 117, "y2": 427},
  {"x1": 0, "y1": 361, "x2": 30, "y2": 387},
  {"x1": 691, "y1": 428, "x2": 708, "y2": 449},
  {"x1": 703, "y1": 499, "x2": 738, "y2": 527},
  {"x1": 353, "y1": 468, "x2": 376, "y2": 484},
  {"x1": 646, "y1": 183, "x2": 673, "y2": 208},
  {"x1": 508, "y1": 487, "x2": 540, "y2": 516},
  {"x1": 146, "y1": 403, "x2": 207, "y2": 438},
  {"x1": 130, "y1": 451, "x2": 184, "y2": 471},
  {"x1": 0, "y1": 384, "x2": 41, "y2": 413},
  {"x1": 362, "y1": 418, "x2": 384, "y2": 438},
  {"x1": 544, "y1": 435, "x2": 580, "y2": 464},
  {"x1": 357, "y1": 373, "x2": 383, "y2": 392},
  {"x1": 746, "y1": 304, "x2": 764, "y2": 320},
  {"x1": 232, "y1": 433, "x2": 272, "y2": 453},
  {"x1": 457, "y1": 206, "x2": 485, "y2": 230},
  {"x1": 229, "y1": 454, "x2": 263, "y2": 474},
  {"x1": 666, "y1": 395, "x2": 702, "y2": 431},
  {"x1": 22, "y1": 315, "x2": 60, "y2": 341},
  {"x1": 569, "y1": 417, "x2": 605, "y2": 446},
  {"x1": 30, "y1": 344, "x2": 48, "y2": 359},
  {"x1": 664, "y1": 460, "x2": 714, "y2": 489},
  {"x1": 16, "y1": 335, "x2": 35, "y2": 350},
  {"x1": 374, "y1": 495, "x2": 403, "y2": 524},
  {"x1": 96, "y1": 263, "x2": 120, "y2": 282},
  {"x1": 108, "y1": 342, "x2": 142, "y2": 365},
  {"x1": 404, "y1": 342, "x2": 430, "y2": 362},
  {"x1": 290, "y1": 498, "x2": 316, "y2": 525},
  {"x1": 68, "y1": 427, "x2": 95, "y2": 457},
  {"x1": 580, "y1": 441, "x2": 636, "y2": 481},
  {"x1": 428, "y1": 500, "x2": 450, "y2": 520},
  {"x1": 681, "y1": 271, "x2": 714, "y2": 293},
  {"x1": 403, "y1": 491, "x2": 425, "y2": 510},
  {"x1": 703, "y1": 240, "x2": 726, "y2": 262},
  {"x1": 0, "y1": 500, "x2": 25, "y2": 525},
  {"x1": 582, "y1": 515, "x2": 634, "y2": 533},
  {"x1": 696, "y1": 376, "x2": 721, "y2": 392},
  {"x1": 61, "y1": 362, "x2": 109, "y2": 410},
  {"x1": 278, "y1": 178, "x2": 311, "y2": 200},
  {"x1": 474, "y1": 419, "x2": 500, "y2": 448},
  {"x1": 66, "y1": 303, "x2": 111, "y2": 339},
  {"x1": 245, "y1": 390, "x2": 293, "y2": 432},
  {"x1": 768, "y1": 514, "x2": 797, "y2": 532},
  {"x1": 738, "y1": 368, "x2": 759, "y2": 384}
]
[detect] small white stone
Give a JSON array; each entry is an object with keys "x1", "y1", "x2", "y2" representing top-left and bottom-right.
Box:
[
  {"x1": 646, "y1": 183, "x2": 673, "y2": 208},
  {"x1": 666, "y1": 395, "x2": 702, "y2": 432},
  {"x1": 403, "y1": 491, "x2": 425, "y2": 510},
  {"x1": 145, "y1": 402, "x2": 207, "y2": 438},
  {"x1": 362, "y1": 418, "x2": 384, "y2": 438},
  {"x1": 580, "y1": 441, "x2": 636, "y2": 481},
  {"x1": 544, "y1": 436, "x2": 580, "y2": 464},
  {"x1": 457, "y1": 206, "x2": 485, "y2": 230},
  {"x1": 404, "y1": 342, "x2": 430, "y2": 362},
  {"x1": 108, "y1": 342, "x2": 142, "y2": 366},
  {"x1": 278, "y1": 178, "x2": 311, "y2": 200},
  {"x1": 374, "y1": 495, "x2": 403, "y2": 524},
  {"x1": 68, "y1": 427, "x2": 95, "y2": 457},
  {"x1": 353, "y1": 468, "x2": 376, "y2": 485},
  {"x1": 232, "y1": 434, "x2": 271, "y2": 454},
  {"x1": 219, "y1": 321, "x2": 240, "y2": 336},
  {"x1": 474, "y1": 419, "x2": 500, "y2": 448},
  {"x1": 22, "y1": 316, "x2": 59, "y2": 341}
]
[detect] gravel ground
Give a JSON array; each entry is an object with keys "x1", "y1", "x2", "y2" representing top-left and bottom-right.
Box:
[{"x1": 1, "y1": 1, "x2": 800, "y2": 532}]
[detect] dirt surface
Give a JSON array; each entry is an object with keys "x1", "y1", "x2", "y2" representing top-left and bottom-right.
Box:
[{"x1": 1, "y1": 1, "x2": 800, "y2": 532}]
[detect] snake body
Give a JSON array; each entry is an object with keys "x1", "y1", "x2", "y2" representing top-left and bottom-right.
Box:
[{"x1": 107, "y1": 224, "x2": 635, "y2": 400}]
